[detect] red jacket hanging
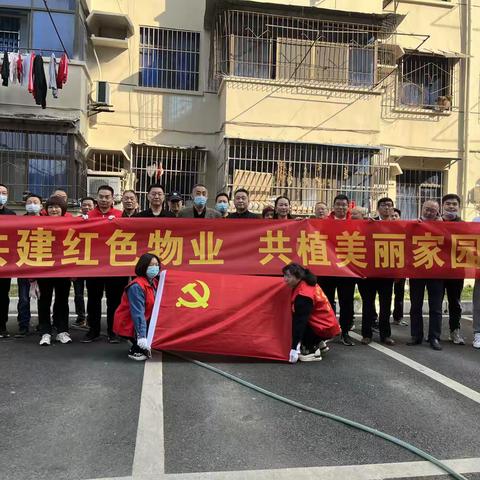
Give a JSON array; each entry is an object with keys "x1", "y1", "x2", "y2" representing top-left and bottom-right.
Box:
[
  {"x1": 28, "y1": 52, "x2": 35, "y2": 93},
  {"x1": 56, "y1": 53, "x2": 68, "y2": 89}
]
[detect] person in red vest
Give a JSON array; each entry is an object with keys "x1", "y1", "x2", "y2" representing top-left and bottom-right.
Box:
[
  {"x1": 113, "y1": 253, "x2": 161, "y2": 361},
  {"x1": 283, "y1": 263, "x2": 340, "y2": 363}
]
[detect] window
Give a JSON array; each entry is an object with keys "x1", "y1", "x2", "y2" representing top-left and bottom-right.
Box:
[
  {"x1": 132, "y1": 144, "x2": 207, "y2": 210},
  {"x1": 396, "y1": 169, "x2": 444, "y2": 219},
  {"x1": 32, "y1": 11, "x2": 75, "y2": 57},
  {"x1": 213, "y1": 10, "x2": 383, "y2": 89},
  {"x1": 0, "y1": 130, "x2": 84, "y2": 202},
  {"x1": 398, "y1": 54, "x2": 453, "y2": 109},
  {"x1": 139, "y1": 26, "x2": 200, "y2": 91},
  {"x1": 0, "y1": 16, "x2": 20, "y2": 50},
  {"x1": 218, "y1": 139, "x2": 390, "y2": 215}
]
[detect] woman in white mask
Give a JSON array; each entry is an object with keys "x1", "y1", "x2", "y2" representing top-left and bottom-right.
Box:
[{"x1": 15, "y1": 194, "x2": 42, "y2": 338}]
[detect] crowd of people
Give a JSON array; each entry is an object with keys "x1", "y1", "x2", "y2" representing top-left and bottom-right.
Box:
[{"x1": 0, "y1": 181, "x2": 479, "y2": 361}]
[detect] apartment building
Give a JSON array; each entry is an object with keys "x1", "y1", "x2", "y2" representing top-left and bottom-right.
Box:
[{"x1": 1, "y1": 0, "x2": 478, "y2": 218}]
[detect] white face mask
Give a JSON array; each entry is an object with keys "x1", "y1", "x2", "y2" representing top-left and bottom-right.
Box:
[
  {"x1": 0, "y1": 194, "x2": 7, "y2": 206},
  {"x1": 26, "y1": 203, "x2": 41, "y2": 215}
]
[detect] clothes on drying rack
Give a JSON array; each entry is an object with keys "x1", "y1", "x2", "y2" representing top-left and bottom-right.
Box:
[
  {"x1": 49, "y1": 53, "x2": 58, "y2": 98},
  {"x1": 1, "y1": 51, "x2": 9, "y2": 86},
  {"x1": 32, "y1": 55, "x2": 48, "y2": 109}
]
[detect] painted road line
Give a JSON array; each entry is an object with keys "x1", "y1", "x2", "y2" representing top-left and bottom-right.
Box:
[
  {"x1": 132, "y1": 354, "x2": 165, "y2": 478},
  {"x1": 349, "y1": 332, "x2": 480, "y2": 405}
]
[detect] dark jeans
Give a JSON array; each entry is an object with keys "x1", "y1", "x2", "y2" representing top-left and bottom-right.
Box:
[
  {"x1": 0, "y1": 277, "x2": 11, "y2": 331},
  {"x1": 317, "y1": 276, "x2": 354, "y2": 336},
  {"x1": 443, "y1": 279, "x2": 463, "y2": 332},
  {"x1": 73, "y1": 279, "x2": 86, "y2": 320},
  {"x1": 17, "y1": 278, "x2": 31, "y2": 329},
  {"x1": 37, "y1": 278, "x2": 71, "y2": 335},
  {"x1": 358, "y1": 278, "x2": 393, "y2": 340},
  {"x1": 409, "y1": 279, "x2": 444, "y2": 342},
  {"x1": 86, "y1": 277, "x2": 129, "y2": 337},
  {"x1": 393, "y1": 279, "x2": 406, "y2": 321}
]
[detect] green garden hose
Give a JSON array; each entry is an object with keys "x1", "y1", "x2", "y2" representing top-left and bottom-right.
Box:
[{"x1": 168, "y1": 352, "x2": 468, "y2": 480}]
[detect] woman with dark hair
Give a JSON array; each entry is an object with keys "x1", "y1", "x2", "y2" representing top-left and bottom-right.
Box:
[
  {"x1": 262, "y1": 205, "x2": 275, "y2": 219},
  {"x1": 38, "y1": 196, "x2": 72, "y2": 346},
  {"x1": 282, "y1": 263, "x2": 340, "y2": 363},
  {"x1": 274, "y1": 196, "x2": 294, "y2": 219},
  {"x1": 113, "y1": 253, "x2": 161, "y2": 361}
]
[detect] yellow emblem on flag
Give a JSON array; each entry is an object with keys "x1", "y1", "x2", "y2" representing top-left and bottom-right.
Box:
[{"x1": 176, "y1": 280, "x2": 210, "y2": 309}]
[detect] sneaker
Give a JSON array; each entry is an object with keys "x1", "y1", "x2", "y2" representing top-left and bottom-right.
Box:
[
  {"x1": 56, "y1": 332, "x2": 72, "y2": 344},
  {"x1": 72, "y1": 318, "x2": 87, "y2": 329},
  {"x1": 14, "y1": 327, "x2": 29, "y2": 338},
  {"x1": 81, "y1": 332, "x2": 99, "y2": 343},
  {"x1": 299, "y1": 347, "x2": 322, "y2": 362},
  {"x1": 128, "y1": 352, "x2": 148, "y2": 361},
  {"x1": 382, "y1": 337, "x2": 395, "y2": 346},
  {"x1": 39, "y1": 334, "x2": 51, "y2": 346},
  {"x1": 108, "y1": 334, "x2": 120, "y2": 344},
  {"x1": 473, "y1": 333, "x2": 480, "y2": 349},
  {"x1": 0, "y1": 330, "x2": 10, "y2": 338},
  {"x1": 341, "y1": 334, "x2": 355, "y2": 346},
  {"x1": 449, "y1": 329, "x2": 465, "y2": 345},
  {"x1": 361, "y1": 337, "x2": 372, "y2": 345},
  {"x1": 318, "y1": 340, "x2": 330, "y2": 353}
]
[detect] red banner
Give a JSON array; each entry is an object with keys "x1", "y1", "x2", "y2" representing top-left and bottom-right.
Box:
[
  {"x1": 147, "y1": 270, "x2": 291, "y2": 361},
  {"x1": 1, "y1": 216, "x2": 480, "y2": 278}
]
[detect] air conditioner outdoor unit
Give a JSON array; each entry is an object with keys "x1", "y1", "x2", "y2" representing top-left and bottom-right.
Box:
[
  {"x1": 96, "y1": 81, "x2": 110, "y2": 104},
  {"x1": 87, "y1": 175, "x2": 122, "y2": 200}
]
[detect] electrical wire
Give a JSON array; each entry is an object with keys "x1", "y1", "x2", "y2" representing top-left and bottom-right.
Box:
[
  {"x1": 169, "y1": 351, "x2": 468, "y2": 480},
  {"x1": 42, "y1": 0, "x2": 68, "y2": 55}
]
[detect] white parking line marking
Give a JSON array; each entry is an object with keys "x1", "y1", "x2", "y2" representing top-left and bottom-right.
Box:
[{"x1": 349, "y1": 332, "x2": 480, "y2": 405}]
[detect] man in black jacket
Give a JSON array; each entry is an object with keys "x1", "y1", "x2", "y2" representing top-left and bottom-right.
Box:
[
  {"x1": 0, "y1": 184, "x2": 16, "y2": 338},
  {"x1": 441, "y1": 193, "x2": 465, "y2": 345},
  {"x1": 135, "y1": 184, "x2": 175, "y2": 218},
  {"x1": 228, "y1": 188, "x2": 259, "y2": 219}
]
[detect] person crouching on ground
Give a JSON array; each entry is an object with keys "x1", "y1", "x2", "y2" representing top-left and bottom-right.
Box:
[
  {"x1": 113, "y1": 253, "x2": 161, "y2": 361},
  {"x1": 282, "y1": 263, "x2": 341, "y2": 363}
]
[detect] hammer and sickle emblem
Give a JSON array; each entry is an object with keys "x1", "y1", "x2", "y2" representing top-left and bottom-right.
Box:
[{"x1": 176, "y1": 280, "x2": 210, "y2": 309}]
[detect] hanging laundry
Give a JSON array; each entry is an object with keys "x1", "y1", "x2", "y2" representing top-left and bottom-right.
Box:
[
  {"x1": 22, "y1": 53, "x2": 32, "y2": 88},
  {"x1": 8, "y1": 52, "x2": 17, "y2": 84},
  {"x1": 49, "y1": 53, "x2": 58, "y2": 98},
  {"x1": 16, "y1": 53, "x2": 23, "y2": 84},
  {"x1": 32, "y1": 55, "x2": 47, "y2": 109},
  {"x1": 28, "y1": 52, "x2": 35, "y2": 93},
  {"x1": 1, "y1": 51, "x2": 9, "y2": 86},
  {"x1": 56, "y1": 53, "x2": 69, "y2": 89}
]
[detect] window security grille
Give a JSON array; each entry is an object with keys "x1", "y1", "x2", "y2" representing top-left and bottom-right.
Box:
[
  {"x1": 397, "y1": 54, "x2": 454, "y2": 110},
  {"x1": 395, "y1": 169, "x2": 444, "y2": 219},
  {"x1": 218, "y1": 139, "x2": 389, "y2": 215},
  {"x1": 212, "y1": 10, "x2": 394, "y2": 90},
  {"x1": 139, "y1": 26, "x2": 200, "y2": 91},
  {"x1": 0, "y1": 17, "x2": 20, "y2": 51},
  {"x1": 132, "y1": 144, "x2": 207, "y2": 210},
  {"x1": 87, "y1": 151, "x2": 126, "y2": 173}
]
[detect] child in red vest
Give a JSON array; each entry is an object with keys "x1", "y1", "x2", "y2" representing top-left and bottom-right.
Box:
[
  {"x1": 282, "y1": 263, "x2": 340, "y2": 363},
  {"x1": 113, "y1": 254, "x2": 160, "y2": 361}
]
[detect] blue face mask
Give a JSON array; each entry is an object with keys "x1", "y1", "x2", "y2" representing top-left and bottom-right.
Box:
[
  {"x1": 146, "y1": 265, "x2": 160, "y2": 279},
  {"x1": 215, "y1": 202, "x2": 228, "y2": 214},
  {"x1": 193, "y1": 196, "x2": 207, "y2": 208},
  {"x1": 0, "y1": 194, "x2": 7, "y2": 206}
]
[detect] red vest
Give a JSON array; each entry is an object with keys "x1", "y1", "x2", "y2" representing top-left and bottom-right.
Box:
[
  {"x1": 292, "y1": 281, "x2": 341, "y2": 339},
  {"x1": 113, "y1": 276, "x2": 158, "y2": 337}
]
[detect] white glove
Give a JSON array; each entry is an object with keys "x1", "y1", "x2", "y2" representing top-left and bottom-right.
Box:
[
  {"x1": 107, "y1": 215, "x2": 115, "y2": 221},
  {"x1": 29, "y1": 280, "x2": 40, "y2": 299},
  {"x1": 289, "y1": 349, "x2": 299, "y2": 363},
  {"x1": 137, "y1": 337, "x2": 149, "y2": 350},
  {"x1": 81, "y1": 214, "x2": 89, "y2": 220}
]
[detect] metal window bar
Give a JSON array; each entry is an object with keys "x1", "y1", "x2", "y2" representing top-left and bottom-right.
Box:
[
  {"x1": 217, "y1": 139, "x2": 389, "y2": 215},
  {"x1": 0, "y1": 29, "x2": 20, "y2": 51},
  {"x1": 212, "y1": 9, "x2": 396, "y2": 90},
  {"x1": 87, "y1": 151, "x2": 125, "y2": 173},
  {"x1": 395, "y1": 169, "x2": 444, "y2": 219},
  {"x1": 139, "y1": 26, "x2": 200, "y2": 91},
  {"x1": 397, "y1": 54, "x2": 454, "y2": 110},
  {"x1": 0, "y1": 129, "x2": 85, "y2": 202},
  {"x1": 132, "y1": 145, "x2": 207, "y2": 210}
]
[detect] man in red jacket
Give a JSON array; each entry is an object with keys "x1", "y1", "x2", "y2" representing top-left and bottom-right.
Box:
[{"x1": 82, "y1": 185, "x2": 125, "y2": 343}]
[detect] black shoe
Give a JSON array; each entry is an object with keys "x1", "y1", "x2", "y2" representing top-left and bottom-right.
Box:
[
  {"x1": 341, "y1": 334, "x2": 355, "y2": 346},
  {"x1": 81, "y1": 332, "x2": 100, "y2": 343},
  {"x1": 429, "y1": 339, "x2": 442, "y2": 351},
  {"x1": 382, "y1": 337, "x2": 395, "y2": 346},
  {"x1": 14, "y1": 327, "x2": 29, "y2": 338},
  {"x1": 0, "y1": 330, "x2": 10, "y2": 338},
  {"x1": 108, "y1": 334, "x2": 120, "y2": 344},
  {"x1": 407, "y1": 337, "x2": 423, "y2": 346}
]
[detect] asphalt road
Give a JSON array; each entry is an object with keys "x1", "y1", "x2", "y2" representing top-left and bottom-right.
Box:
[{"x1": 0, "y1": 316, "x2": 479, "y2": 480}]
